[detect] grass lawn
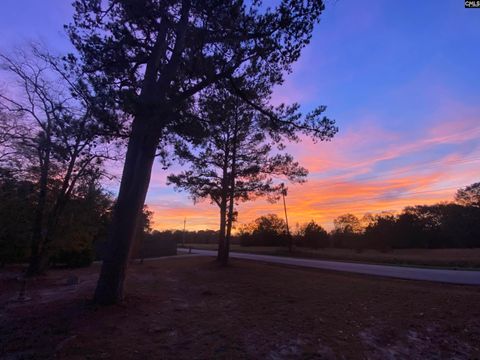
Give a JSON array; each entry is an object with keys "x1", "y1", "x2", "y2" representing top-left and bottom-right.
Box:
[
  {"x1": 182, "y1": 244, "x2": 480, "y2": 269},
  {"x1": 1, "y1": 255, "x2": 480, "y2": 359}
]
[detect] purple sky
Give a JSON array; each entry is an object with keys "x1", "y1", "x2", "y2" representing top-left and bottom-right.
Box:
[{"x1": 1, "y1": 1, "x2": 479, "y2": 230}]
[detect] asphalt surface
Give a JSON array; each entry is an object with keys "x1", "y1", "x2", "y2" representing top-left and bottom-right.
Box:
[{"x1": 179, "y1": 248, "x2": 480, "y2": 285}]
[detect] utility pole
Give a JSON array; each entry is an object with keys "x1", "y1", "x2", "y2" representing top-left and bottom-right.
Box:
[{"x1": 281, "y1": 183, "x2": 292, "y2": 253}]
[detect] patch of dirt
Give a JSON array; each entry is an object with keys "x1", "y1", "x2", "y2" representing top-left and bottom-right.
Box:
[{"x1": 1, "y1": 257, "x2": 480, "y2": 359}]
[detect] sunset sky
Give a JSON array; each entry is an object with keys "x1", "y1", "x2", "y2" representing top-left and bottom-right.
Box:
[{"x1": 1, "y1": 1, "x2": 479, "y2": 231}]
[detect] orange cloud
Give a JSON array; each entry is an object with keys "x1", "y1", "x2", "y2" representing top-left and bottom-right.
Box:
[{"x1": 145, "y1": 104, "x2": 480, "y2": 232}]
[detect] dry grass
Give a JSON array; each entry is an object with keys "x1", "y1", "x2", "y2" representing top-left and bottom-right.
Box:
[{"x1": 184, "y1": 244, "x2": 480, "y2": 268}]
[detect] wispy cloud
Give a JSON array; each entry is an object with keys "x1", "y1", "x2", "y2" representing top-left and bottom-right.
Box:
[{"x1": 145, "y1": 110, "x2": 480, "y2": 231}]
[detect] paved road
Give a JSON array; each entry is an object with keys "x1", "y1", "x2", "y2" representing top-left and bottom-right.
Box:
[{"x1": 179, "y1": 248, "x2": 480, "y2": 285}]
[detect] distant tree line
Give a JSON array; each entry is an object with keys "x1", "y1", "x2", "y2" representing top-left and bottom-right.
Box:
[
  {"x1": 133, "y1": 229, "x2": 220, "y2": 247},
  {"x1": 0, "y1": 169, "x2": 159, "y2": 267},
  {"x1": 0, "y1": 169, "x2": 113, "y2": 267},
  {"x1": 237, "y1": 182, "x2": 480, "y2": 250}
]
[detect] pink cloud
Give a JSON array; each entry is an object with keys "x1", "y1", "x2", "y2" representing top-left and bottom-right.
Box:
[{"x1": 144, "y1": 98, "x2": 480, "y2": 232}]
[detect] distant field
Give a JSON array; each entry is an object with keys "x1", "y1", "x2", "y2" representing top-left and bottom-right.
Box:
[{"x1": 182, "y1": 244, "x2": 480, "y2": 269}]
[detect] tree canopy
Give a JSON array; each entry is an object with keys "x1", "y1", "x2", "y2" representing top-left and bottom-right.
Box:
[
  {"x1": 66, "y1": 0, "x2": 328, "y2": 129},
  {"x1": 0, "y1": 47, "x2": 115, "y2": 274},
  {"x1": 455, "y1": 182, "x2": 480, "y2": 208}
]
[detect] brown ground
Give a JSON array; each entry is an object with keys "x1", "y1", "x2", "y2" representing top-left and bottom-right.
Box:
[{"x1": 1, "y1": 255, "x2": 480, "y2": 359}]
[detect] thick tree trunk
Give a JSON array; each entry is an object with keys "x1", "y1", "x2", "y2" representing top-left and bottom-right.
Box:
[
  {"x1": 217, "y1": 136, "x2": 230, "y2": 263},
  {"x1": 224, "y1": 188, "x2": 235, "y2": 265},
  {"x1": 217, "y1": 198, "x2": 227, "y2": 262},
  {"x1": 223, "y1": 116, "x2": 238, "y2": 266},
  {"x1": 224, "y1": 202, "x2": 233, "y2": 266},
  {"x1": 26, "y1": 149, "x2": 50, "y2": 277},
  {"x1": 34, "y1": 198, "x2": 71, "y2": 274},
  {"x1": 28, "y1": 186, "x2": 77, "y2": 275},
  {"x1": 93, "y1": 117, "x2": 160, "y2": 305}
]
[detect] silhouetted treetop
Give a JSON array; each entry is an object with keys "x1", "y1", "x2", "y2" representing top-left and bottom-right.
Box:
[
  {"x1": 66, "y1": 0, "x2": 332, "y2": 138},
  {"x1": 455, "y1": 182, "x2": 480, "y2": 208},
  {"x1": 333, "y1": 213, "x2": 363, "y2": 234}
]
